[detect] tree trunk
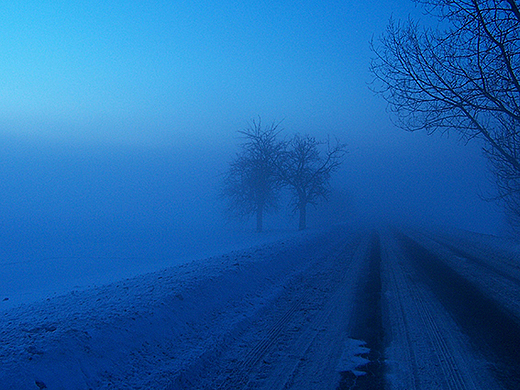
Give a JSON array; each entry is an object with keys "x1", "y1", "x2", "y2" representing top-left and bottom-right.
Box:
[
  {"x1": 256, "y1": 205, "x2": 263, "y2": 233},
  {"x1": 298, "y1": 204, "x2": 307, "y2": 230}
]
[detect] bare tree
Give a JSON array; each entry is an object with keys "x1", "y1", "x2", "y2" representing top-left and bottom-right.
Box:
[
  {"x1": 370, "y1": 0, "x2": 520, "y2": 226},
  {"x1": 278, "y1": 135, "x2": 347, "y2": 230},
  {"x1": 222, "y1": 119, "x2": 284, "y2": 232},
  {"x1": 485, "y1": 121, "x2": 520, "y2": 228}
]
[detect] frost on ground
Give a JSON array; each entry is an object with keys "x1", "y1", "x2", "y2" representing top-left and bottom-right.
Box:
[
  {"x1": 0, "y1": 228, "x2": 305, "y2": 311},
  {"x1": 0, "y1": 227, "x2": 351, "y2": 390},
  {"x1": 2, "y1": 224, "x2": 520, "y2": 389}
]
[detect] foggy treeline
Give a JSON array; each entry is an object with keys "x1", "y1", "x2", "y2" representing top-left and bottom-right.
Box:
[{"x1": 221, "y1": 119, "x2": 347, "y2": 232}]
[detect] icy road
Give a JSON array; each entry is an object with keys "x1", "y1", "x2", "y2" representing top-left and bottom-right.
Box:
[{"x1": 1, "y1": 225, "x2": 520, "y2": 389}]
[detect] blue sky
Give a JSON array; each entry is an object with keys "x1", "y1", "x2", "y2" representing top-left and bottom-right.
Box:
[{"x1": 0, "y1": 0, "x2": 420, "y2": 147}]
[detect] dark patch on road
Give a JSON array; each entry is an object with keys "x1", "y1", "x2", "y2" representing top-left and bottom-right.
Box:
[
  {"x1": 399, "y1": 234, "x2": 520, "y2": 389},
  {"x1": 338, "y1": 232, "x2": 385, "y2": 390}
]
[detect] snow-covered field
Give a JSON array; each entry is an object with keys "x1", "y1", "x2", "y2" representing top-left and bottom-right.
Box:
[
  {"x1": 0, "y1": 227, "x2": 305, "y2": 311},
  {"x1": 1, "y1": 224, "x2": 520, "y2": 389},
  {"x1": 0, "y1": 226, "x2": 350, "y2": 389}
]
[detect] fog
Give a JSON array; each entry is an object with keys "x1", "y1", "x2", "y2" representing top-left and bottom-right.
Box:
[
  {"x1": 0, "y1": 137, "x2": 224, "y2": 263},
  {"x1": 0, "y1": 0, "x2": 507, "y2": 306},
  {"x1": 342, "y1": 126, "x2": 503, "y2": 234},
  {"x1": 4, "y1": 4, "x2": 520, "y2": 388},
  {"x1": 0, "y1": 119, "x2": 502, "y2": 269}
]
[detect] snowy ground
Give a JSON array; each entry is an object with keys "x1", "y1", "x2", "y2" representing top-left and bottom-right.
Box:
[
  {"x1": 0, "y1": 227, "x2": 304, "y2": 310},
  {"x1": 1, "y1": 224, "x2": 520, "y2": 389},
  {"x1": 0, "y1": 226, "x2": 350, "y2": 389},
  {"x1": 384, "y1": 227, "x2": 520, "y2": 389}
]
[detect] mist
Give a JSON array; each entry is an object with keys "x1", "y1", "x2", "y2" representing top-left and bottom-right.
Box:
[
  {"x1": 3, "y1": 2, "x2": 520, "y2": 387},
  {"x1": 342, "y1": 126, "x2": 503, "y2": 234},
  {"x1": 0, "y1": 120, "x2": 502, "y2": 262},
  {"x1": 0, "y1": 0, "x2": 507, "y2": 306}
]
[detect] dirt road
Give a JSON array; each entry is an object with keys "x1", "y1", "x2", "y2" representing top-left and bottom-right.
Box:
[{"x1": 389, "y1": 230, "x2": 520, "y2": 390}]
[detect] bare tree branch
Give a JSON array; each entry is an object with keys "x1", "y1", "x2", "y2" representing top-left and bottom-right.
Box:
[
  {"x1": 222, "y1": 118, "x2": 284, "y2": 232},
  {"x1": 277, "y1": 134, "x2": 347, "y2": 230},
  {"x1": 371, "y1": 0, "x2": 520, "y2": 230}
]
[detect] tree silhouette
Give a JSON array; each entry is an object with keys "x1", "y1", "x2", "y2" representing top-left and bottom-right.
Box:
[
  {"x1": 278, "y1": 135, "x2": 347, "y2": 230},
  {"x1": 222, "y1": 119, "x2": 284, "y2": 232},
  {"x1": 370, "y1": 0, "x2": 520, "y2": 228}
]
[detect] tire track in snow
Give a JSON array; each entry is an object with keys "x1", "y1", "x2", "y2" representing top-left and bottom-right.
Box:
[
  {"x1": 436, "y1": 242, "x2": 520, "y2": 287},
  {"x1": 271, "y1": 234, "x2": 369, "y2": 389},
  {"x1": 380, "y1": 233, "x2": 421, "y2": 389},
  {"x1": 337, "y1": 232, "x2": 385, "y2": 389},
  {"x1": 399, "y1": 233, "x2": 520, "y2": 389},
  {"x1": 415, "y1": 231, "x2": 520, "y2": 321},
  {"x1": 216, "y1": 294, "x2": 307, "y2": 389},
  {"x1": 383, "y1": 231, "x2": 498, "y2": 390},
  {"x1": 406, "y1": 273, "x2": 470, "y2": 390},
  {"x1": 416, "y1": 229, "x2": 520, "y2": 290},
  {"x1": 215, "y1": 233, "x2": 366, "y2": 389},
  {"x1": 167, "y1": 229, "x2": 366, "y2": 390}
]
